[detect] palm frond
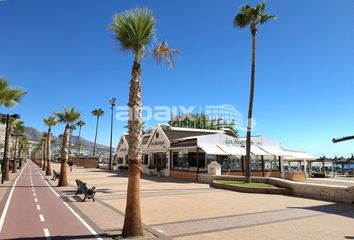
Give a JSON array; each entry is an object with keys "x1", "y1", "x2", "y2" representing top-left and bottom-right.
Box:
[
  {"x1": 12, "y1": 120, "x2": 25, "y2": 135},
  {"x1": 153, "y1": 41, "x2": 180, "y2": 69},
  {"x1": 111, "y1": 8, "x2": 156, "y2": 61},
  {"x1": 76, "y1": 120, "x2": 86, "y2": 127},
  {"x1": 91, "y1": 108, "x2": 104, "y2": 117},
  {"x1": 233, "y1": 2, "x2": 275, "y2": 29},
  {"x1": 0, "y1": 87, "x2": 27, "y2": 108},
  {"x1": 54, "y1": 107, "x2": 80, "y2": 125},
  {"x1": 260, "y1": 14, "x2": 276, "y2": 24},
  {"x1": 43, "y1": 116, "x2": 58, "y2": 127}
]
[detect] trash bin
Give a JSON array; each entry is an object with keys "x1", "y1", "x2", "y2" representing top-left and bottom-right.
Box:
[{"x1": 208, "y1": 161, "x2": 221, "y2": 175}]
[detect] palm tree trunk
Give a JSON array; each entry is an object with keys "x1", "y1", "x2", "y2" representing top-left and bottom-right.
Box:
[
  {"x1": 4, "y1": 125, "x2": 11, "y2": 181},
  {"x1": 58, "y1": 125, "x2": 70, "y2": 187},
  {"x1": 122, "y1": 60, "x2": 143, "y2": 237},
  {"x1": 93, "y1": 116, "x2": 99, "y2": 156},
  {"x1": 17, "y1": 142, "x2": 22, "y2": 169},
  {"x1": 78, "y1": 126, "x2": 82, "y2": 156},
  {"x1": 46, "y1": 129, "x2": 52, "y2": 176},
  {"x1": 42, "y1": 140, "x2": 46, "y2": 171},
  {"x1": 12, "y1": 136, "x2": 18, "y2": 173},
  {"x1": 245, "y1": 29, "x2": 257, "y2": 183}
]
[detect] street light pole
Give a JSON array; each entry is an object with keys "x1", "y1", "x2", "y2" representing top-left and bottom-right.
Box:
[{"x1": 109, "y1": 98, "x2": 117, "y2": 171}]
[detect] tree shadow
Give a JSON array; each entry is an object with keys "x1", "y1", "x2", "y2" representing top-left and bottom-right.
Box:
[
  {"x1": 288, "y1": 203, "x2": 354, "y2": 219},
  {"x1": 4, "y1": 233, "x2": 109, "y2": 239},
  {"x1": 105, "y1": 172, "x2": 193, "y2": 184},
  {"x1": 61, "y1": 188, "x2": 113, "y2": 194}
]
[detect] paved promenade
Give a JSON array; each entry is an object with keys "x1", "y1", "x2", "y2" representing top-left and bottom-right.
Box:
[
  {"x1": 0, "y1": 161, "x2": 102, "y2": 240},
  {"x1": 49, "y1": 164, "x2": 354, "y2": 240}
]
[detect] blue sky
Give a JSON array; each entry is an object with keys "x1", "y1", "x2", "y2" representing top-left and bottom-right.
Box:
[{"x1": 0, "y1": 0, "x2": 353, "y2": 157}]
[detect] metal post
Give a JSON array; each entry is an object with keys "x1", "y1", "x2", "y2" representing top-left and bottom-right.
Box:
[{"x1": 109, "y1": 98, "x2": 116, "y2": 171}]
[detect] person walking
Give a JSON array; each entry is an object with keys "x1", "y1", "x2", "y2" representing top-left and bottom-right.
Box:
[{"x1": 68, "y1": 159, "x2": 73, "y2": 172}]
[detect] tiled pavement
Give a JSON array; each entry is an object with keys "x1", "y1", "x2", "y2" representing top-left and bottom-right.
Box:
[{"x1": 49, "y1": 164, "x2": 354, "y2": 240}]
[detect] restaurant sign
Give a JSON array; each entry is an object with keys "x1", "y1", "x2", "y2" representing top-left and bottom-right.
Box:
[
  {"x1": 151, "y1": 140, "x2": 165, "y2": 146},
  {"x1": 222, "y1": 137, "x2": 244, "y2": 146}
]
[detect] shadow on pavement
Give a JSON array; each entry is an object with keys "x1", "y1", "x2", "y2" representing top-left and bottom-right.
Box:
[
  {"x1": 83, "y1": 168, "x2": 193, "y2": 184},
  {"x1": 5, "y1": 233, "x2": 110, "y2": 239},
  {"x1": 288, "y1": 203, "x2": 354, "y2": 219}
]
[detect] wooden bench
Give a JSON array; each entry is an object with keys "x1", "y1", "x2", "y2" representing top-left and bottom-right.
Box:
[
  {"x1": 75, "y1": 179, "x2": 96, "y2": 202},
  {"x1": 51, "y1": 170, "x2": 60, "y2": 180}
]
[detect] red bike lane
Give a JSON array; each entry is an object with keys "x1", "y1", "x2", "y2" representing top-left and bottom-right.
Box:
[{"x1": 0, "y1": 161, "x2": 102, "y2": 240}]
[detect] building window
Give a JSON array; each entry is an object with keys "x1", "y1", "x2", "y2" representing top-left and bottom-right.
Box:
[
  {"x1": 173, "y1": 151, "x2": 188, "y2": 169},
  {"x1": 251, "y1": 155, "x2": 262, "y2": 171},
  {"x1": 117, "y1": 157, "x2": 123, "y2": 164},
  {"x1": 149, "y1": 153, "x2": 166, "y2": 170},
  {"x1": 206, "y1": 154, "x2": 216, "y2": 165},
  {"x1": 263, "y1": 156, "x2": 280, "y2": 171},
  {"x1": 218, "y1": 155, "x2": 242, "y2": 171},
  {"x1": 172, "y1": 150, "x2": 206, "y2": 170},
  {"x1": 272, "y1": 157, "x2": 280, "y2": 170},
  {"x1": 143, "y1": 154, "x2": 149, "y2": 165}
]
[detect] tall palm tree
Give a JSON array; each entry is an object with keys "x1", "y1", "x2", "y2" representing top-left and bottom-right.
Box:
[
  {"x1": 41, "y1": 132, "x2": 48, "y2": 171},
  {"x1": 234, "y1": 1, "x2": 276, "y2": 183},
  {"x1": 111, "y1": 8, "x2": 179, "y2": 237},
  {"x1": 43, "y1": 116, "x2": 58, "y2": 176},
  {"x1": 18, "y1": 135, "x2": 29, "y2": 166},
  {"x1": 68, "y1": 124, "x2": 77, "y2": 155},
  {"x1": 91, "y1": 108, "x2": 104, "y2": 156},
  {"x1": 76, "y1": 120, "x2": 85, "y2": 156},
  {"x1": 54, "y1": 107, "x2": 81, "y2": 186},
  {"x1": 0, "y1": 77, "x2": 26, "y2": 180},
  {"x1": 1, "y1": 117, "x2": 18, "y2": 175},
  {"x1": 11, "y1": 120, "x2": 25, "y2": 173}
]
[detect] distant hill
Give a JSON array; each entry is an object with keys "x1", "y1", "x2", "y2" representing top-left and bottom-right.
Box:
[{"x1": 24, "y1": 127, "x2": 111, "y2": 152}]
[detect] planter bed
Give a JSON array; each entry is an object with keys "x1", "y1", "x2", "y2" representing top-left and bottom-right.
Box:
[{"x1": 211, "y1": 180, "x2": 293, "y2": 195}]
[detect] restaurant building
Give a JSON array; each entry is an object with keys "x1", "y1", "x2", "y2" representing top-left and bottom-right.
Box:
[{"x1": 115, "y1": 124, "x2": 316, "y2": 181}]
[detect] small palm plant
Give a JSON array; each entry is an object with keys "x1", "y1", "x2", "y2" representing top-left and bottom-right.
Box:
[
  {"x1": 0, "y1": 77, "x2": 26, "y2": 180},
  {"x1": 111, "y1": 8, "x2": 179, "y2": 237},
  {"x1": 54, "y1": 107, "x2": 81, "y2": 186},
  {"x1": 91, "y1": 108, "x2": 104, "y2": 156},
  {"x1": 76, "y1": 120, "x2": 86, "y2": 156},
  {"x1": 234, "y1": 1, "x2": 276, "y2": 183},
  {"x1": 43, "y1": 116, "x2": 58, "y2": 175}
]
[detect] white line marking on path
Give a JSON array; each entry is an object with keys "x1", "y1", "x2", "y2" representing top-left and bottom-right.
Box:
[
  {"x1": 39, "y1": 214, "x2": 45, "y2": 222},
  {"x1": 0, "y1": 162, "x2": 27, "y2": 232},
  {"x1": 33, "y1": 193, "x2": 36, "y2": 196},
  {"x1": 38, "y1": 167, "x2": 103, "y2": 240},
  {"x1": 36, "y1": 204, "x2": 41, "y2": 210},
  {"x1": 34, "y1": 198, "x2": 38, "y2": 203},
  {"x1": 32, "y1": 189, "x2": 35, "y2": 192},
  {"x1": 43, "y1": 228, "x2": 51, "y2": 240}
]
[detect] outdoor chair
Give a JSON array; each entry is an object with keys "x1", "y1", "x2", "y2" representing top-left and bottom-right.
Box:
[
  {"x1": 75, "y1": 179, "x2": 96, "y2": 202},
  {"x1": 51, "y1": 170, "x2": 60, "y2": 180}
]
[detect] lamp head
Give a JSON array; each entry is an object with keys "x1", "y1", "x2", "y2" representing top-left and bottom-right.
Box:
[{"x1": 109, "y1": 98, "x2": 117, "y2": 106}]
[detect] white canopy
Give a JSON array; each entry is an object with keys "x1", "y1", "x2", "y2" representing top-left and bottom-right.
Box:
[
  {"x1": 283, "y1": 151, "x2": 317, "y2": 160},
  {"x1": 250, "y1": 146, "x2": 272, "y2": 156},
  {"x1": 218, "y1": 145, "x2": 246, "y2": 156},
  {"x1": 199, "y1": 145, "x2": 227, "y2": 155},
  {"x1": 258, "y1": 146, "x2": 294, "y2": 157}
]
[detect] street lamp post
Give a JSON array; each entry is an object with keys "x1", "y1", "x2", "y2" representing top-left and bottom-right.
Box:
[
  {"x1": 0, "y1": 113, "x2": 20, "y2": 184},
  {"x1": 109, "y1": 98, "x2": 117, "y2": 171}
]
